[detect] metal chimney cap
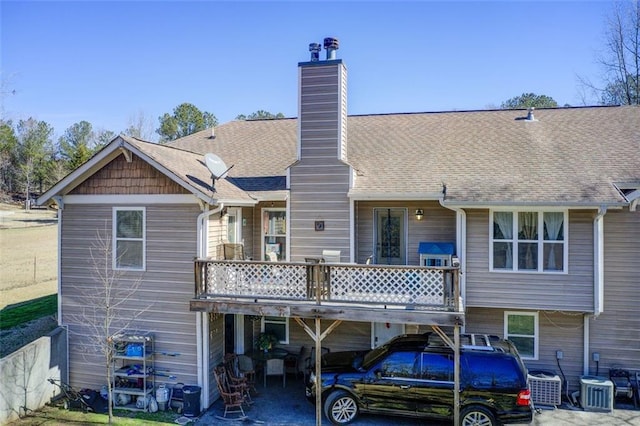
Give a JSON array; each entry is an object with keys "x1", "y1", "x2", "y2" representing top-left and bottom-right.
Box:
[
  {"x1": 526, "y1": 107, "x2": 536, "y2": 121},
  {"x1": 309, "y1": 42, "x2": 321, "y2": 62},
  {"x1": 323, "y1": 37, "x2": 339, "y2": 50}
]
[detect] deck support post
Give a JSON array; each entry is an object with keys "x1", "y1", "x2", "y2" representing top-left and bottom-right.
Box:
[
  {"x1": 293, "y1": 317, "x2": 343, "y2": 426},
  {"x1": 432, "y1": 324, "x2": 461, "y2": 425}
]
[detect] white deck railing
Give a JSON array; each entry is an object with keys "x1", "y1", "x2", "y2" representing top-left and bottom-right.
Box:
[{"x1": 195, "y1": 260, "x2": 460, "y2": 311}]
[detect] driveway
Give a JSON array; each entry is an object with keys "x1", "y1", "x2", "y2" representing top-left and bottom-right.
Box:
[{"x1": 194, "y1": 376, "x2": 640, "y2": 425}]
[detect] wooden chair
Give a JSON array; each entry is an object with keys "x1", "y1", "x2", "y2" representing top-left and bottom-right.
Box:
[
  {"x1": 265, "y1": 358, "x2": 286, "y2": 388},
  {"x1": 224, "y1": 354, "x2": 253, "y2": 403},
  {"x1": 214, "y1": 365, "x2": 247, "y2": 419}
]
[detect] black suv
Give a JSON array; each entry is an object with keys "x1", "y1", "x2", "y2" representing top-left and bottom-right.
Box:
[{"x1": 306, "y1": 333, "x2": 533, "y2": 425}]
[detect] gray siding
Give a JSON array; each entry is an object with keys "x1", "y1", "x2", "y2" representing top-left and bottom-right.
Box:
[
  {"x1": 355, "y1": 200, "x2": 456, "y2": 264},
  {"x1": 61, "y1": 203, "x2": 201, "y2": 390},
  {"x1": 466, "y1": 308, "x2": 585, "y2": 391},
  {"x1": 465, "y1": 209, "x2": 595, "y2": 311},
  {"x1": 290, "y1": 61, "x2": 350, "y2": 262},
  {"x1": 208, "y1": 312, "x2": 224, "y2": 405},
  {"x1": 589, "y1": 209, "x2": 640, "y2": 371}
]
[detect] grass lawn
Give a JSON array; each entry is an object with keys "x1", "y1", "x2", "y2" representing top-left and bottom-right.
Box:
[
  {"x1": 14, "y1": 405, "x2": 193, "y2": 425},
  {"x1": 0, "y1": 294, "x2": 57, "y2": 330}
]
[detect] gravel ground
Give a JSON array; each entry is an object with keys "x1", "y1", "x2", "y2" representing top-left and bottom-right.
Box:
[{"x1": 0, "y1": 314, "x2": 59, "y2": 358}]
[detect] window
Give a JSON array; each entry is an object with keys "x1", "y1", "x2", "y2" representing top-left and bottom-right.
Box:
[
  {"x1": 491, "y1": 210, "x2": 566, "y2": 272},
  {"x1": 262, "y1": 208, "x2": 286, "y2": 261},
  {"x1": 504, "y1": 311, "x2": 538, "y2": 360},
  {"x1": 113, "y1": 207, "x2": 145, "y2": 270},
  {"x1": 262, "y1": 316, "x2": 289, "y2": 344},
  {"x1": 419, "y1": 353, "x2": 453, "y2": 382},
  {"x1": 464, "y1": 353, "x2": 525, "y2": 388},
  {"x1": 378, "y1": 351, "x2": 417, "y2": 378}
]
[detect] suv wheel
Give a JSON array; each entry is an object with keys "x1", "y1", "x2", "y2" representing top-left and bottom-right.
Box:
[
  {"x1": 461, "y1": 405, "x2": 496, "y2": 426},
  {"x1": 324, "y1": 390, "x2": 359, "y2": 424}
]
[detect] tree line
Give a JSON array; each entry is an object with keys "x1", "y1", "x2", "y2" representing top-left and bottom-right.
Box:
[{"x1": 0, "y1": 105, "x2": 285, "y2": 204}]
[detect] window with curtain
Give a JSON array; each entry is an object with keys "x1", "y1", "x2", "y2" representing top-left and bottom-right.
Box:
[
  {"x1": 113, "y1": 207, "x2": 145, "y2": 270},
  {"x1": 491, "y1": 210, "x2": 566, "y2": 272}
]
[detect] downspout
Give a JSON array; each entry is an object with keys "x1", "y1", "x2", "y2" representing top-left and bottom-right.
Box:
[
  {"x1": 438, "y1": 199, "x2": 466, "y2": 312},
  {"x1": 195, "y1": 201, "x2": 224, "y2": 410},
  {"x1": 53, "y1": 196, "x2": 67, "y2": 383},
  {"x1": 585, "y1": 206, "x2": 606, "y2": 375},
  {"x1": 593, "y1": 206, "x2": 606, "y2": 317}
]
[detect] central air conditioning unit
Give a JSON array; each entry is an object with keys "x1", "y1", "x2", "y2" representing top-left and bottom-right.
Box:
[
  {"x1": 528, "y1": 371, "x2": 562, "y2": 407},
  {"x1": 580, "y1": 376, "x2": 613, "y2": 412}
]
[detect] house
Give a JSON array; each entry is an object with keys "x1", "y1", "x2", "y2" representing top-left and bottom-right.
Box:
[{"x1": 38, "y1": 38, "x2": 639, "y2": 412}]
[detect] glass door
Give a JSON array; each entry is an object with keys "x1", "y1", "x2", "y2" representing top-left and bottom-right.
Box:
[
  {"x1": 226, "y1": 207, "x2": 242, "y2": 243},
  {"x1": 262, "y1": 208, "x2": 286, "y2": 261},
  {"x1": 373, "y1": 208, "x2": 407, "y2": 265}
]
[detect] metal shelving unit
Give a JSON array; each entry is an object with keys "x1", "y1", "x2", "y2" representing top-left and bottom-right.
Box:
[{"x1": 111, "y1": 332, "x2": 154, "y2": 411}]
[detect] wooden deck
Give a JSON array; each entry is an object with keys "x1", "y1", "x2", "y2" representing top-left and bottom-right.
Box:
[{"x1": 190, "y1": 260, "x2": 464, "y2": 326}]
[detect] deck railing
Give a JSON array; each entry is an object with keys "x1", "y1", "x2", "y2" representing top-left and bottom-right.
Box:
[{"x1": 194, "y1": 260, "x2": 461, "y2": 311}]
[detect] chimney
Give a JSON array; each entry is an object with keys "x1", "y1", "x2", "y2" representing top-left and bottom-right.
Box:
[
  {"x1": 324, "y1": 37, "x2": 339, "y2": 60},
  {"x1": 290, "y1": 37, "x2": 350, "y2": 262}
]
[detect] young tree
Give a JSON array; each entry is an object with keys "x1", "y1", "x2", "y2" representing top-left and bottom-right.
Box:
[
  {"x1": 156, "y1": 103, "x2": 217, "y2": 142},
  {"x1": 580, "y1": 1, "x2": 640, "y2": 105},
  {"x1": 235, "y1": 110, "x2": 285, "y2": 120},
  {"x1": 67, "y1": 224, "x2": 150, "y2": 423},
  {"x1": 500, "y1": 93, "x2": 558, "y2": 109}
]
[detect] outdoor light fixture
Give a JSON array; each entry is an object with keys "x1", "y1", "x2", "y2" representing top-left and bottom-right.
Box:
[{"x1": 415, "y1": 209, "x2": 424, "y2": 221}]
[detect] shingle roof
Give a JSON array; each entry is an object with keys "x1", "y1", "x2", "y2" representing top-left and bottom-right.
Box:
[
  {"x1": 169, "y1": 106, "x2": 639, "y2": 206},
  {"x1": 122, "y1": 136, "x2": 255, "y2": 203}
]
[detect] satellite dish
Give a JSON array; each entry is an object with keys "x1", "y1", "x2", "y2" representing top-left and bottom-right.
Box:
[{"x1": 204, "y1": 153, "x2": 231, "y2": 179}]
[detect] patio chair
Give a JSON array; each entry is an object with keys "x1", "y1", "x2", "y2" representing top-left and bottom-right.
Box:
[
  {"x1": 610, "y1": 368, "x2": 636, "y2": 408},
  {"x1": 224, "y1": 354, "x2": 253, "y2": 402},
  {"x1": 265, "y1": 358, "x2": 286, "y2": 388},
  {"x1": 284, "y1": 346, "x2": 305, "y2": 379},
  {"x1": 214, "y1": 366, "x2": 247, "y2": 419},
  {"x1": 223, "y1": 243, "x2": 245, "y2": 260},
  {"x1": 237, "y1": 354, "x2": 257, "y2": 387},
  {"x1": 322, "y1": 249, "x2": 341, "y2": 263},
  {"x1": 304, "y1": 346, "x2": 330, "y2": 382}
]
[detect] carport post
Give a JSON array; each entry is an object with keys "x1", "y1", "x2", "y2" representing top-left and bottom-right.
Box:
[
  {"x1": 454, "y1": 324, "x2": 460, "y2": 425},
  {"x1": 315, "y1": 319, "x2": 322, "y2": 426}
]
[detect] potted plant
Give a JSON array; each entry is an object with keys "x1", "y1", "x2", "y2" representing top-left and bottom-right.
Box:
[{"x1": 256, "y1": 332, "x2": 278, "y2": 352}]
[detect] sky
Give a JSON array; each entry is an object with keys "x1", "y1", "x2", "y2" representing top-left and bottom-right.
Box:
[{"x1": 2, "y1": 1, "x2": 615, "y2": 141}]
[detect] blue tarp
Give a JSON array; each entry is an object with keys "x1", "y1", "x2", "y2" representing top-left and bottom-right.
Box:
[{"x1": 418, "y1": 242, "x2": 455, "y2": 255}]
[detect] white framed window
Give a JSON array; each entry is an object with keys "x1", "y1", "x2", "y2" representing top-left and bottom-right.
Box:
[
  {"x1": 490, "y1": 209, "x2": 567, "y2": 273},
  {"x1": 113, "y1": 207, "x2": 145, "y2": 270},
  {"x1": 262, "y1": 316, "x2": 289, "y2": 344},
  {"x1": 504, "y1": 311, "x2": 538, "y2": 360},
  {"x1": 262, "y1": 208, "x2": 286, "y2": 261}
]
